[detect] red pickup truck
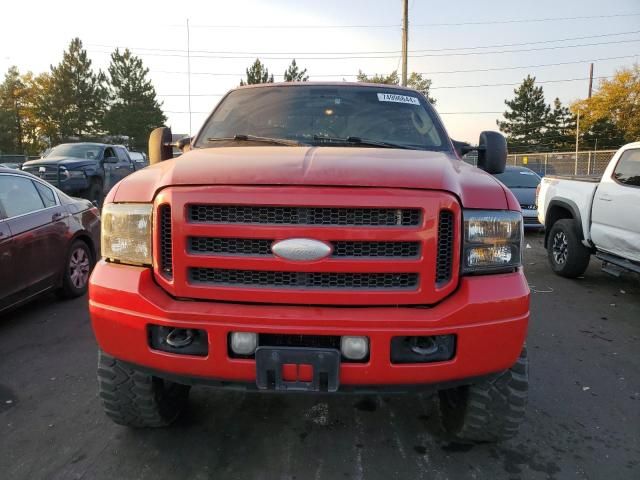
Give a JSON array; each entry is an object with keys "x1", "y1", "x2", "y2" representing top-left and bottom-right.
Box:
[{"x1": 90, "y1": 83, "x2": 529, "y2": 442}]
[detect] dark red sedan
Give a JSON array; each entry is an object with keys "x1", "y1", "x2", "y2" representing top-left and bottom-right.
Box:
[{"x1": 0, "y1": 167, "x2": 100, "y2": 312}]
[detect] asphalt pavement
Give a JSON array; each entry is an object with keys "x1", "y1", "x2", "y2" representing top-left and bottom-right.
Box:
[{"x1": 1, "y1": 231, "x2": 638, "y2": 480}]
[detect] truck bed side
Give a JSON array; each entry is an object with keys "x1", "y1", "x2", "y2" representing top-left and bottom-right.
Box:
[{"x1": 537, "y1": 176, "x2": 599, "y2": 244}]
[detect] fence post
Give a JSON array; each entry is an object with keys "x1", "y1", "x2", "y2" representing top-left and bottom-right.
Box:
[
  {"x1": 587, "y1": 151, "x2": 592, "y2": 175},
  {"x1": 544, "y1": 153, "x2": 548, "y2": 176}
]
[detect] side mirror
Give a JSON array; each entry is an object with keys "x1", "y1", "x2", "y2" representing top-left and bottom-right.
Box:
[
  {"x1": 476, "y1": 131, "x2": 507, "y2": 174},
  {"x1": 149, "y1": 127, "x2": 174, "y2": 165},
  {"x1": 177, "y1": 137, "x2": 193, "y2": 153},
  {"x1": 103, "y1": 156, "x2": 118, "y2": 164}
]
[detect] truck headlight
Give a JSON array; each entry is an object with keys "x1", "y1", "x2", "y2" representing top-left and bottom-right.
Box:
[
  {"x1": 101, "y1": 203, "x2": 153, "y2": 266},
  {"x1": 66, "y1": 169, "x2": 86, "y2": 178},
  {"x1": 463, "y1": 210, "x2": 522, "y2": 274}
]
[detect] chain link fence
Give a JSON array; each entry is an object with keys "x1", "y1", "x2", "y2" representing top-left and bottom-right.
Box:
[{"x1": 464, "y1": 150, "x2": 616, "y2": 177}]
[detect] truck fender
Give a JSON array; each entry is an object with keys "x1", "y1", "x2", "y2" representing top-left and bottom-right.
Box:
[{"x1": 544, "y1": 198, "x2": 585, "y2": 248}]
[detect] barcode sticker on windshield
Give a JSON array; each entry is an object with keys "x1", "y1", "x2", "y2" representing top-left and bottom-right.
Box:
[{"x1": 377, "y1": 93, "x2": 420, "y2": 105}]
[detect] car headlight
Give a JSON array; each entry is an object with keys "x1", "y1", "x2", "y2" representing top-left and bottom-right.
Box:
[
  {"x1": 463, "y1": 210, "x2": 522, "y2": 274},
  {"x1": 66, "y1": 169, "x2": 86, "y2": 178},
  {"x1": 101, "y1": 203, "x2": 153, "y2": 266}
]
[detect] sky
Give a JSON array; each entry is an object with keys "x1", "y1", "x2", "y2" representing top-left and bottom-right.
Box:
[{"x1": 2, "y1": 0, "x2": 639, "y2": 143}]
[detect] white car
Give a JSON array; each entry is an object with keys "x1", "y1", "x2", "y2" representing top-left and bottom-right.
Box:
[{"x1": 537, "y1": 142, "x2": 640, "y2": 277}]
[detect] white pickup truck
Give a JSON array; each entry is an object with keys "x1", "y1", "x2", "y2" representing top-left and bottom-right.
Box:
[{"x1": 537, "y1": 142, "x2": 640, "y2": 278}]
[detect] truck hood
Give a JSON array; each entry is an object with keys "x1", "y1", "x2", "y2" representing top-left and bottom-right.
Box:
[
  {"x1": 110, "y1": 146, "x2": 514, "y2": 209},
  {"x1": 23, "y1": 156, "x2": 95, "y2": 168}
]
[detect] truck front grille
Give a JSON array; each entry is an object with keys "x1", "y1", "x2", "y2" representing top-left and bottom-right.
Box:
[
  {"x1": 22, "y1": 165, "x2": 60, "y2": 186},
  {"x1": 190, "y1": 268, "x2": 419, "y2": 290},
  {"x1": 189, "y1": 205, "x2": 421, "y2": 227},
  {"x1": 153, "y1": 186, "x2": 460, "y2": 306},
  {"x1": 189, "y1": 237, "x2": 420, "y2": 258}
]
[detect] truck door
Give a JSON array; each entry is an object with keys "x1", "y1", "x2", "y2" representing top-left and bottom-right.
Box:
[
  {"x1": 0, "y1": 207, "x2": 13, "y2": 310},
  {"x1": 590, "y1": 147, "x2": 640, "y2": 263},
  {"x1": 114, "y1": 147, "x2": 136, "y2": 181},
  {"x1": 102, "y1": 147, "x2": 119, "y2": 193}
]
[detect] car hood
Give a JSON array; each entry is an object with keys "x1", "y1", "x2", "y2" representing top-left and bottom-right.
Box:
[
  {"x1": 23, "y1": 156, "x2": 95, "y2": 167},
  {"x1": 507, "y1": 187, "x2": 537, "y2": 207},
  {"x1": 110, "y1": 146, "x2": 514, "y2": 209}
]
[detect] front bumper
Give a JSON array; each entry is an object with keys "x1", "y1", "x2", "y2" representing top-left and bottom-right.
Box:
[{"x1": 89, "y1": 261, "x2": 529, "y2": 389}]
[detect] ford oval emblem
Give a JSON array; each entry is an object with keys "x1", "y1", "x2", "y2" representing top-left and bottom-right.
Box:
[{"x1": 271, "y1": 238, "x2": 332, "y2": 261}]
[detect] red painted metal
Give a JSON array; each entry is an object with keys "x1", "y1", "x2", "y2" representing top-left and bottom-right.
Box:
[
  {"x1": 153, "y1": 186, "x2": 461, "y2": 306},
  {"x1": 89, "y1": 262, "x2": 529, "y2": 386},
  {"x1": 110, "y1": 146, "x2": 510, "y2": 210}
]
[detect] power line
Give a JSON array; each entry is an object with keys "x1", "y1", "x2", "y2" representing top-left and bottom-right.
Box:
[
  {"x1": 156, "y1": 75, "x2": 613, "y2": 97},
  {"x1": 148, "y1": 53, "x2": 639, "y2": 78},
  {"x1": 88, "y1": 29, "x2": 640, "y2": 56},
  {"x1": 86, "y1": 37, "x2": 640, "y2": 60},
  {"x1": 169, "y1": 12, "x2": 640, "y2": 29}
]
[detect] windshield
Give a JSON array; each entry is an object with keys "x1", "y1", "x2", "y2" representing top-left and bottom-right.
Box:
[
  {"x1": 46, "y1": 144, "x2": 103, "y2": 159},
  {"x1": 494, "y1": 169, "x2": 541, "y2": 188},
  {"x1": 196, "y1": 85, "x2": 449, "y2": 151}
]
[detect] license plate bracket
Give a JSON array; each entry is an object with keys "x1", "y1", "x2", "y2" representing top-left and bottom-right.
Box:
[{"x1": 255, "y1": 347, "x2": 340, "y2": 392}]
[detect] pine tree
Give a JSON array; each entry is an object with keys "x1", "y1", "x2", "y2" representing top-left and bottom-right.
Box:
[
  {"x1": 103, "y1": 48, "x2": 166, "y2": 150},
  {"x1": 48, "y1": 38, "x2": 108, "y2": 139},
  {"x1": 357, "y1": 70, "x2": 399, "y2": 85},
  {"x1": 356, "y1": 70, "x2": 436, "y2": 104},
  {"x1": 497, "y1": 75, "x2": 550, "y2": 151},
  {"x1": 283, "y1": 59, "x2": 308, "y2": 82},
  {"x1": 545, "y1": 98, "x2": 575, "y2": 151},
  {"x1": 407, "y1": 72, "x2": 436, "y2": 104},
  {"x1": 240, "y1": 59, "x2": 274, "y2": 85},
  {"x1": 0, "y1": 66, "x2": 26, "y2": 153}
]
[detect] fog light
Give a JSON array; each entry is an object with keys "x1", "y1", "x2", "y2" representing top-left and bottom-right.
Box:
[
  {"x1": 230, "y1": 332, "x2": 258, "y2": 355},
  {"x1": 341, "y1": 336, "x2": 369, "y2": 360}
]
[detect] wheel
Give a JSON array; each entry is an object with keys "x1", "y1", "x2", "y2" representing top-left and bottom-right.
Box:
[
  {"x1": 84, "y1": 180, "x2": 103, "y2": 208},
  {"x1": 438, "y1": 347, "x2": 528, "y2": 443},
  {"x1": 58, "y1": 240, "x2": 93, "y2": 298},
  {"x1": 547, "y1": 219, "x2": 591, "y2": 278},
  {"x1": 97, "y1": 350, "x2": 190, "y2": 428}
]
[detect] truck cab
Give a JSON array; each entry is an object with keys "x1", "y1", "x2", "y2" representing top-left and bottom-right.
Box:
[{"x1": 89, "y1": 83, "x2": 529, "y2": 442}]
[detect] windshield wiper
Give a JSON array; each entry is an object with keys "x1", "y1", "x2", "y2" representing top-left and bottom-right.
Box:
[
  {"x1": 312, "y1": 135, "x2": 414, "y2": 150},
  {"x1": 206, "y1": 134, "x2": 306, "y2": 146}
]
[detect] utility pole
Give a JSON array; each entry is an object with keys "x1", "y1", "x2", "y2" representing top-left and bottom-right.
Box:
[
  {"x1": 186, "y1": 18, "x2": 192, "y2": 136},
  {"x1": 588, "y1": 63, "x2": 594, "y2": 99},
  {"x1": 401, "y1": 0, "x2": 408, "y2": 86}
]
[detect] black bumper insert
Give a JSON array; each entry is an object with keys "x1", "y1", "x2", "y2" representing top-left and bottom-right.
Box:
[{"x1": 255, "y1": 347, "x2": 340, "y2": 392}]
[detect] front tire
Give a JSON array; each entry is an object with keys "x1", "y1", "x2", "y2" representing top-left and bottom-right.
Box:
[
  {"x1": 547, "y1": 219, "x2": 591, "y2": 278},
  {"x1": 438, "y1": 347, "x2": 528, "y2": 443},
  {"x1": 97, "y1": 350, "x2": 190, "y2": 428}
]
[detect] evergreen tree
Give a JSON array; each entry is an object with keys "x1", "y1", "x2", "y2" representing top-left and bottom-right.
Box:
[
  {"x1": 407, "y1": 72, "x2": 436, "y2": 104},
  {"x1": 48, "y1": 38, "x2": 108, "y2": 139},
  {"x1": 356, "y1": 70, "x2": 436, "y2": 104},
  {"x1": 582, "y1": 118, "x2": 626, "y2": 150},
  {"x1": 497, "y1": 75, "x2": 550, "y2": 151},
  {"x1": 103, "y1": 48, "x2": 166, "y2": 149},
  {"x1": 0, "y1": 66, "x2": 26, "y2": 153},
  {"x1": 357, "y1": 70, "x2": 399, "y2": 85},
  {"x1": 545, "y1": 98, "x2": 575, "y2": 151},
  {"x1": 240, "y1": 59, "x2": 274, "y2": 85},
  {"x1": 283, "y1": 59, "x2": 308, "y2": 82}
]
